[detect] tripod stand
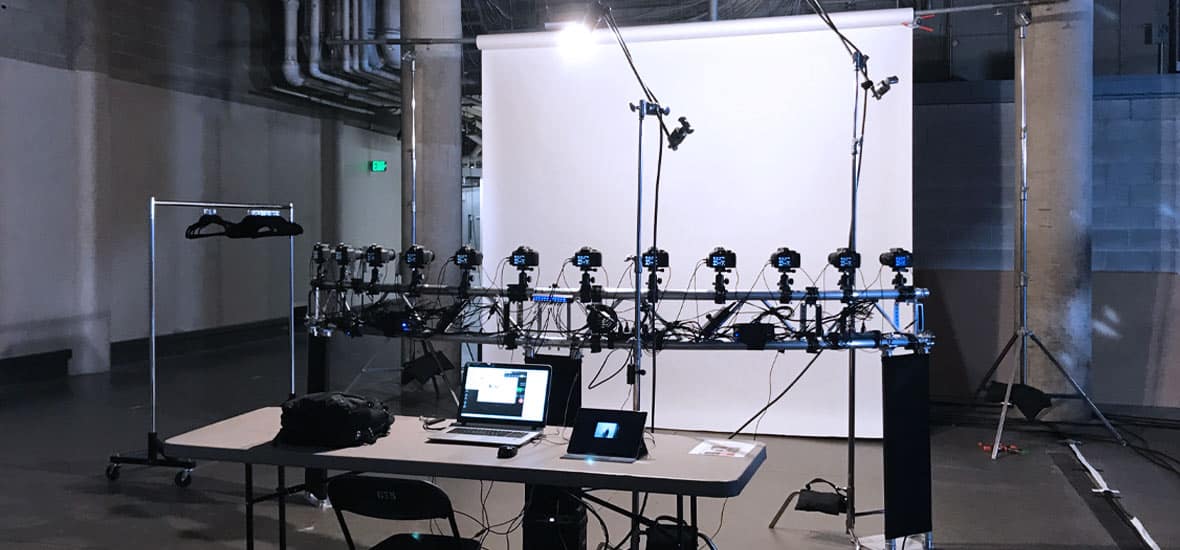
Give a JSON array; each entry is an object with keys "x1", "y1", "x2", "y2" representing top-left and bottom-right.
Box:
[{"x1": 972, "y1": 15, "x2": 1125, "y2": 459}]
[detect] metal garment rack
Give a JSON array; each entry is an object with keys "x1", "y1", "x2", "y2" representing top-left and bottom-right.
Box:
[{"x1": 106, "y1": 198, "x2": 298, "y2": 486}]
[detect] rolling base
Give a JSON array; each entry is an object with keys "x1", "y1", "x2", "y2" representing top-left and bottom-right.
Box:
[{"x1": 107, "y1": 431, "x2": 196, "y2": 487}]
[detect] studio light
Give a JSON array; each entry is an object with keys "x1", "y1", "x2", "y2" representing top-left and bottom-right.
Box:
[{"x1": 556, "y1": 21, "x2": 594, "y2": 62}]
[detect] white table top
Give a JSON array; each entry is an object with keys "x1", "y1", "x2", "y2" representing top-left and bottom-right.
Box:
[{"x1": 166, "y1": 407, "x2": 766, "y2": 498}]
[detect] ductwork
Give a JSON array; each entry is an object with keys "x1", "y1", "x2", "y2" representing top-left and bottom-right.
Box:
[
  {"x1": 308, "y1": 0, "x2": 368, "y2": 90},
  {"x1": 279, "y1": 0, "x2": 399, "y2": 110},
  {"x1": 361, "y1": 0, "x2": 400, "y2": 80},
  {"x1": 281, "y1": 0, "x2": 306, "y2": 87},
  {"x1": 378, "y1": 0, "x2": 401, "y2": 70},
  {"x1": 344, "y1": 0, "x2": 399, "y2": 84}
]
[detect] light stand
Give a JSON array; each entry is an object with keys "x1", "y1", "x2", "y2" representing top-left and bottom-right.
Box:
[
  {"x1": 973, "y1": 13, "x2": 1125, "y2": 458},
  {"x1": 626, "y1": 99, "x2": 667, "y2": 550}
]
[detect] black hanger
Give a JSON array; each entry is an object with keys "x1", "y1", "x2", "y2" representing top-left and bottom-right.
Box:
[
  {"x1": 185, "y1": 214, "x2": 235, "y2": 239},
  {"x1": 226, "y1": 214, "x2": 304, "y2": 239}
]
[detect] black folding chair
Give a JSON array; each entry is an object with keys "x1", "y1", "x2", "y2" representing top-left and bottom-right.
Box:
[{"x1": 328, "y1": 475, "x2": 481, "y2": 550}]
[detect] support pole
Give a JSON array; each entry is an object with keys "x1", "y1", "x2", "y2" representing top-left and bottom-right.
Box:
[
  {"x1": 401, "y1": 0, "x2": 463, "y2": 369},
  {"x1": 632, "y1": 101, "x2": 645, "y2": 415},
  {"x1": 1020, "y1": 0, "x2": 1093, "y2": 420}
]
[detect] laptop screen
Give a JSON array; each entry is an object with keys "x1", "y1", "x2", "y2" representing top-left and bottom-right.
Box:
[{"x1": 459, "y1": 363, "x2": 551, "y2": 425}]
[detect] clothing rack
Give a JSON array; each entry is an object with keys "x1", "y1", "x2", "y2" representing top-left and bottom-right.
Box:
[{"x1": 106, "y1": 197, "x2": 298, "y2": 487}]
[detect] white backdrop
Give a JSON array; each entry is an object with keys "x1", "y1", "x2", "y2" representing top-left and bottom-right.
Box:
[{"x1": 477, "y1": 9, "x2": 913, "y2": 437}]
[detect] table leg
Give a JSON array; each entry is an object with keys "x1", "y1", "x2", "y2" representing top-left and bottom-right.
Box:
[
  {"x1": 277, "y1": 466, "x2": 287, "y2": 550},
  {"x1": 691, "y1": 497, "x2": 698, "y2": 531},
  {"x1": 677, "y1": 495, "x2": 686, "y2": 550},
  {"x1": 305, "y1": 334, "x2": 330, "y2": 498},
  {"x1": 630, "y1": 492, "x2": 641, "y2": 550},
  {"x1": 245, "y1": 463, "x2": 254, "y2": 550}
]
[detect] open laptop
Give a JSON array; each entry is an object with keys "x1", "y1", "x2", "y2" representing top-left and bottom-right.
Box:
[{"x1": 426, "y1": 362, "x2": 552, "y2": 446}]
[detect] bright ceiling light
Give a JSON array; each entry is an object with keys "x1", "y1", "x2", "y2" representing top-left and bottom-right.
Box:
[{"x1": 556, "y1": 21, "x2": 594, "y2": 62}]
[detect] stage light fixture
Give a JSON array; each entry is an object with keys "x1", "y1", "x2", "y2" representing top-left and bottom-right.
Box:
[
  {"x1": 453, "y1": 245, "x2": 483, "y2": 268},
  {"x1": 510, "y1": 245, "x2": 540, "y2": 269},
  {"x1": 403, "y1": 244, "x2": 435, "y2": 269},
  {"x1": 879, "y1": 248, "x2": 913, "y2": 271},
  {"x1": 827, "y1": 248, "x2": 861, "y2": 270},
  {"x1": 707, "y1": 246, "x2": 737, "y2": 271}
]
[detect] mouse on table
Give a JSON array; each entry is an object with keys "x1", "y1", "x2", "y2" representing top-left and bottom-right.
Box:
[{"x1": 497, "y1": 445, "x2": 518, "y2": 459}]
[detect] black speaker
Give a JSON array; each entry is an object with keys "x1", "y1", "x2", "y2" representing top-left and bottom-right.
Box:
[{"x1": 526, "y1": 354, "x2": 582, "y2": 427}]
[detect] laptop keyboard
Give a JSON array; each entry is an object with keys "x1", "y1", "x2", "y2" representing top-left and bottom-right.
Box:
[{"x1": 449, "y1": 427, "x2": 529, "y2": 438}]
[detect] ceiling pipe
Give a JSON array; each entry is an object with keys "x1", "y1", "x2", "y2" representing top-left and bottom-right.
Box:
[
  {"x1": 355, "y1": 0, "x2": 401, "y2": 84},
  {"x1": 378, "y1": 0, "x2": 401, "y2": 70},
  {"x1": 333, "y1": 0, "x2": 400, "y2": 88},
  {"x1": 915, "y1": 0, "x2": 1065, "y2": 16},
  {"x1": 281, "y1": 0, "x2": 306, "y2": 87},
  {"x1": 271, "y1": 86, "x2": 377, "y2": 114},
  {"x1": 283, "y1": 0, "x2": 399, "y2": 109},
  {"x1": 308, "y1": 0, "x2": 369, "y2": 89}
]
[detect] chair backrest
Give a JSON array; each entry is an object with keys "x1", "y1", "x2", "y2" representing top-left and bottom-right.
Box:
[
  {"x1": 329, "y1": 476, "x2": 465, "y2": 550},
  {"x1": 329, "y1": 476, "x2": 456, "y2": 522}
]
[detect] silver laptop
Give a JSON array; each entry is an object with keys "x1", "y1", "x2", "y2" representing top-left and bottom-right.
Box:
[{"x1": 426, "y1": 362, "x2": 552, "y2": 446}]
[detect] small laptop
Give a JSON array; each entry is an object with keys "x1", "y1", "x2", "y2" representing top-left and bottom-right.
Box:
[
  {"x1": 426, "y1": 362, "x2": 552, "y2": 446},
  {"x1": 562, "y1": 408, "x2": 649, "y2": 463}
]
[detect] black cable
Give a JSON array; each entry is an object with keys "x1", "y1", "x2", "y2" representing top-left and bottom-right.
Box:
[
  {"x1": 589, "y1": 349, "x2": 633, "y2": 390},
  {"x1": 653, "y1": 128, "x2": 665, "y2": 249},
  {"x1": 753, "y1": 351, "x2": 783, "y2": 439},
  {"x1": 728, "y1": 351, "x2": 824, "y2": 439},
  {"x1": 584, "y1": 502, "x2": 612, "y2": 548},
  {"x1": 607, "y1": 492, "x2": 649, "y2": 550},
  {"x1": 712, "y1": 498, "x2": 728, "y2": 539}
]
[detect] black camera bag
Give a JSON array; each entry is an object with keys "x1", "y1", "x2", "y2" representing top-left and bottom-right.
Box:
[{"x1": 275, "y1": 392, "x2": 393, "y2": 448}]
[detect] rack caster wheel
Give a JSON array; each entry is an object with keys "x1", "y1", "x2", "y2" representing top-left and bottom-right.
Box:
[
  {"x1": 174, "y1": 469, "x2": 193, "y2": 488},
  {"x1": 105, "y1": 463, "x2": 121, "y2": 481}
]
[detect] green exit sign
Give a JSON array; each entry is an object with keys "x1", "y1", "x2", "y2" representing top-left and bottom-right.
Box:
[{"x1": 369, "y1": 160, "x2": 388, "y2": 172}]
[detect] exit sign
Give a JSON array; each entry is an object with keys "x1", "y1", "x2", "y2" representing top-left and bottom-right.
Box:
[{"x1": 369, "y1": 160, "x2": 388, "y2": 172}]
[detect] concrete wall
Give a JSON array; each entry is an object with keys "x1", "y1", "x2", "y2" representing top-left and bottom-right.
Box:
[
  {"x1": 916, "y1": 75, "x2": 1180, "y2": 407},
  {"x1": 0, "y1": 55, "x2": 400, "y2": 374}
]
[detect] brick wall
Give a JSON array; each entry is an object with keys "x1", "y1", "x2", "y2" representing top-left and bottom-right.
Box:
[{"x1": 915, "y1": 76, "x2": 1180, "y2": 273}]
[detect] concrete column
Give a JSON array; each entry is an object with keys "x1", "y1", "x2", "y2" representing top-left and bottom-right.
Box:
[
  {"x1": 1019, "y1": 0, "x2": 1093, "y2": 419},
  {"x1": 401, "y1": 0, "x2": 463, "y2": 367}
]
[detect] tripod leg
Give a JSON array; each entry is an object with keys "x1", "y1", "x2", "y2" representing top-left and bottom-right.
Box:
[
  {"x1": 1028, "y1": 334, "x2": 1127, "y2": 446},
  {"x1": 974, "y1": 332, "x2": 1020, "y2": 399},
  {"x1": 768, "y1": 492, "x2": 797, "y2": 529},
  {"x1": 990, "y1": 342, "x2": 1022, "y2": 460}
]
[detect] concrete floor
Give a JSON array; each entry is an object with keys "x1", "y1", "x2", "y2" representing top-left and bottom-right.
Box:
[{"x1": 1, "y1": 335, "x2": 1178, "y2": 549}]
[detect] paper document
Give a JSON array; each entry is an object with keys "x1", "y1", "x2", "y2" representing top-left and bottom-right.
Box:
[{"x1": 689, "y1": 439, "x2": 756, "y2": 458}]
